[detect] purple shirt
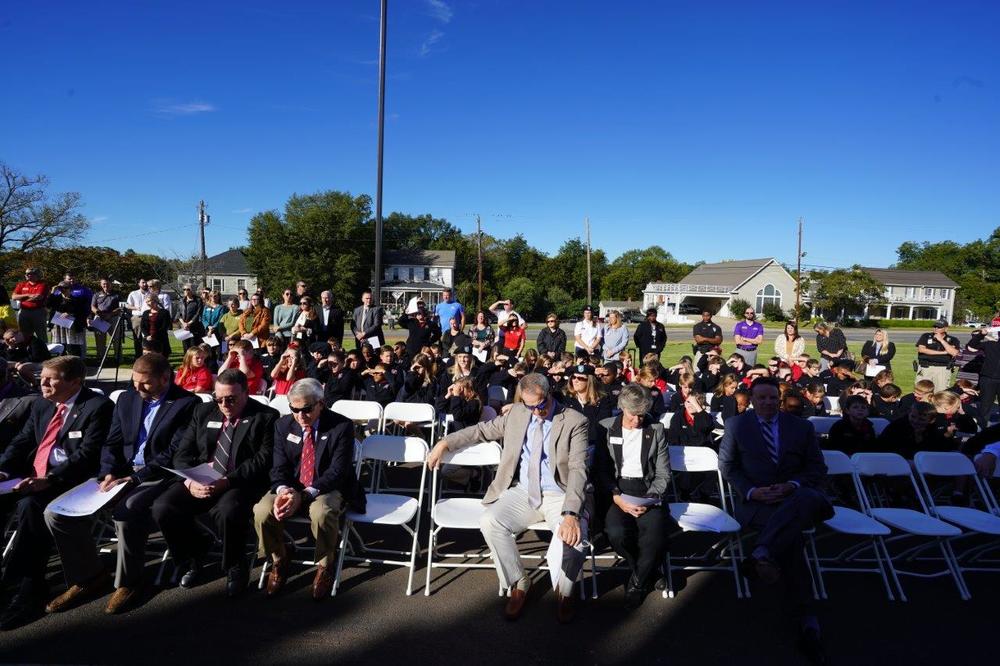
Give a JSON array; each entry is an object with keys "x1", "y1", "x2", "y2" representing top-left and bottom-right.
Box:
[{"x1": 733, "y1": 321, "x2": 764, "y2": 350}]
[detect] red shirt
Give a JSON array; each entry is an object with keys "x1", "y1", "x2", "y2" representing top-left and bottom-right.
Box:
[
  {"x1": 177, "y1": 366, "x2": 214, "y2": 393},
  {"x1": 273, "y1": 368, "x2": 305, "y2": 395},
  {"x1": 245, "y1": 357, "x2": 266, "y2": 395},
  {"x1": 13, "y1": 280, "x2": 48, "y2": 309},
  {"x1": 502, "y1": 327, "x2": 526, "y2": 351}
]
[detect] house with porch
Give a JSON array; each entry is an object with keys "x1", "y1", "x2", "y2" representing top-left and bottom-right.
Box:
[
  {"x1": 808, "y1": 268, "x2": 959, "y2": 323},
  {"x1": 179, "y1": 248, "x2": 258, "y2": 298},
  {"x1": 380, "y1": 249, "x2": 456, "y2": 314}
]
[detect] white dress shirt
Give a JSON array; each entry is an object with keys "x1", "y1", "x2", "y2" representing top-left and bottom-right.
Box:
[{"x1": 620, "y1": 426, "x2": 644, "y2": 478}]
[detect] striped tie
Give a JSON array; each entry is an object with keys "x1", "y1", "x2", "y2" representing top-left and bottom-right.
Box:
[
  {"x1": 212, "y1": 420, "x2": 237, "y2": 474},
  {"x1": 760, "y1": 418, "x2": 779, "y2": 464}
]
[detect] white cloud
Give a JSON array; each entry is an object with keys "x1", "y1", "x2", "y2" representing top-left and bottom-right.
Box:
[
  {"x1": 426, "y1": 0, "x2": 452, "y2": 23},
  {"x1": 154, "y1": 99, "x2": 217, "y2": 116},
  {"x1": 420, "y1": 29, "x2": 444, "y2": 57},
  {"x1": 91, "y1": 215, "x2": 109, "y2": 223},
  {"x1": 232, "y1": 208, "x2": 253, "y2": 214}
]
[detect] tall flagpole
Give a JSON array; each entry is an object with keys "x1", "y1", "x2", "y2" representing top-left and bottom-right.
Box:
[{"x1": 373, "y1": 0, "x2": 388, "y2": 306}]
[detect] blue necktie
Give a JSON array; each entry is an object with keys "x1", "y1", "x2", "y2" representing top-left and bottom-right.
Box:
[{"x1": 760, "y1": 419, "x2": 779, "y2": 464}]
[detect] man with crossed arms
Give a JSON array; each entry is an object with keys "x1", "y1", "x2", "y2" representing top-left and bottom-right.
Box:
[{"x1": 427, "y1": 372, "x2": 590, "y2": 623}]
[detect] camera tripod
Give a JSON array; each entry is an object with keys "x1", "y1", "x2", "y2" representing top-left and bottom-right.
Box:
[{"x1": 92, "y1": 311, "x2": 131, "y2": 387}]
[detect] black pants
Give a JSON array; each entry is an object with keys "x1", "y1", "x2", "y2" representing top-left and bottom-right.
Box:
[
  {"x1": 977, "y1": 376, "x2": 1000, "y2": 431},
  {"x1": 151, "y1": 482, "x2": 258, "y2": 571},
  {"x1": 603, "y1": 478, "x2": 674, "y2": 588},
  {"x1": 0, "y1": 486, "x2": 63, "y2": 589}
]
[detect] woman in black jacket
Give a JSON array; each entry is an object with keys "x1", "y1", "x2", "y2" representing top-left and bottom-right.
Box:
[
  {"x1": 139, "y1": 295, "x2": 171, "y2": 356},
  {"x1": 396, "y1": 352, "x2": 437, "y2": 405},
  {"x1": 176, "y1": 285, "x2": 205, "y2": 351},
  {"x1": 861, "y1": 328, "x2": 895, "y2": 371},
  {"x1": 559, "y1": 364, "x2": 613, "y2": 450}
]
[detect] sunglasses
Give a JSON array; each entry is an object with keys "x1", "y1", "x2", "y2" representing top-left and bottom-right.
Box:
[
  {"x1": 546, "y1": 320, "x2": 557, "y2": 324},
  {"x1": 572, "y1": 375, "x2": 588, "y2": 381},
  {"x1": 213, "y1": 395, "x2": 240, "y2": 405},
  {"x1": 289, "y1": 403, "x2": 317, "y2": 414}
]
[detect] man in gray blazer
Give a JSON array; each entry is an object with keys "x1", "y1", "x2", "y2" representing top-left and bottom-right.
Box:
[
  {"x1": 719, "y1": 376, "x2": 832, "y2": 663},
  {"x1": 427, "y1": 373, "x2": 589, "y2": 623},
  {"x1": 350, "y1": 289, "x2": 384, "y2": 350}
]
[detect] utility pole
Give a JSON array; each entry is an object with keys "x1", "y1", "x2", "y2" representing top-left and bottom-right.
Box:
[
  {"x1": 795, "y1": 217, "x2": 803, "y2": 327},
  {"x1": 476, "y1": 214, "x2": 483, "y2": 313},
  {"x1": 198, "y1": 200, "x2": 209, "y2": 289},
  {"x1": 585, "y1": 216, "x2": 592, "y2": 304},
  {"x1": 373, "y1": 0, "x2": 388, "y2": 308}
]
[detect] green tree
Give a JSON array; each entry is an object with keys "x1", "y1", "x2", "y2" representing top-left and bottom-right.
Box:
[
  {"x1": 541, "y1": 238, "x2": 608, "y2": 302},
  {"x1": 245, "y1": 191, "x2": 372, "y2": 307},
  {"x1": 503, "y1": 276, "x2": 543, "y2": 320},
  {"x1": 544, "y1": 286, "x2": 574, "y2": 319},
  {"x1": 811, "y1": 265, "x2": 886, "y2": 320},
  {"x1": 601, "y1": 246, "x2": 691, "y2": 300},
  {"x1": 1, "y1": 246, "x2": 173, "y2": 288}
]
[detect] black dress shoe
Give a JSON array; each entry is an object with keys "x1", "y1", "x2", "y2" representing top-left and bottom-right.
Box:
[
  {"x1": 798, "y1": 626, "x2": 827, "y2": 665},
  {"x1": 623, "y1": 575, "x2": 646, "y2": 611},
  {"x1": 0, "y1": 592, "x2": 43, "y2": 631},
  {"x1": 179, "y1": 561, "x2": 201, "y2": 589},
  {"x1": 226, "y1": 565, "x2": 249, "y2": 598}
]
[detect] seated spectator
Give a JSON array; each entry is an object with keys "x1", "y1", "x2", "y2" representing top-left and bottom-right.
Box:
[
  {"x1": 218, "y1": 340, "x2": 266, "y2": 395},
  {"x1": 667, "y1": 391, "x2": 716, "y2": 448},
  {"x1": 840, "y1": 381, "x2": 876, "y2": 416},
  {"x1": 560, "y1": 363, "x2": 613, "y2": 450},
  {"x1": 436, "y1": 376, "x2": 483, "y2": 430},
  {"x1": 734, "y1": 391, "x2": 751, "y2": 417},
  {"x1": 873, "y1": 383, "x2": 905, "y2": 420},
  {"x1": 668, "y1": 371, "x2": 695, "y2": 412},
  {"x1": 140, "y1": 295, "x2": 171, "y2": 356},
  {"x1": 619, "y1": 351, "x2": 636, "y2": 383},
  {"x1": 949, "y1": 378, "x2": 980, "y2": 409},
  {"x1": 360, "y1": 342, "x2": 377, "y2": 369},
  {"x1": 482, "y1": 350, "x2": 525, "y2": 403},
  {"x1": 392, "y1": 340, "x2": 409, "y2": 366},
  {"x1": 877, "y1": 402, "x2": 958, "y2": 459},
  {"x1": 826, "y1": 395, "x2": 877, "y2": 456},
  {"x1": 257, "y1": 336, "x2": 285, "y2": 381},
  {"x1": 396, "y1": 352, "x2": 436, "y2": 405},
  {"x1": 780, "y1": 391, "x2": 805, "y2": 417},
  {"x1": 824, "y1": 360, "x2": 858, "y2": 397},
  {"x1": 344, "y1": 349, "x2": 364, "y2": 373},
  {"x1": 271, "y1": 347, "x2": 306, "y2": 396},
  {"x1": 897, "y1": 379, "x2": 936, "y2": 415},
  {"x1": 2, "y1": 329, "x2": 51, "y2": 384},
  {"x1": 695, "y1": 353, "x2": 724, "y2": 395},
  {"x1": 665, "y1": 356, "x2": 695, "y2": 386},
  {"x1": 870, "y1": 369, "x2": 895, "y2": 390},
  {"x1": 714, "y1": 375, "x2": 739, "y2": 421},
  {"x1": 323, "y1": 351, "x2": 360, "y2": 406},
  {"x1": 635, "y1": 364, "x2": 667, "y2": 420},
  {"x1": 593, "y1": 383, "x2": 673, "y2": 609},
  {"x1": 932, "y1": 390, "x2": 978, "y2": 435},
  {"x1": 377, "y1": 346, "x2": 403, "y2": 392},
  {"x1": 0, "y1": 361, "x2": 39, "y2": 452},
  {"x1": 795, "y1": 358, "x2": 822, "y2": 389},
  {"x1": 536, "y1": 313, "x2": 566, "y2": 360},
  {"x1": 304, "y1": 343, "x2": 331, "y2": 381},
  {"x1": 175, "y1": 345, "x2": 214, "y2": 394},
  {"x1": 596, "y1": 361, "x2": 625, "y2": 404},
  {"x1": 360, "y1": 364, "x2": 395, "y2": 406},
  {"x1": 801, "y1": 382, "x2": 829, "y2": 417},
  {"x1": 438, "y1": 346, "x2": 478, "y2": 396},
  {"x1": 726, "y1": 353, "x2": 749, "y2": 381}
]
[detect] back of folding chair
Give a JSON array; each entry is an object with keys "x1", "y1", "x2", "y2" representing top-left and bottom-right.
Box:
[
  {"x1": 479, "y1": 405, "x2": 498, "y2": 422},
  {"x1": 384, "y1": 401, "x2": 435, "y2": 424},
  {"x1": 825, "y1": 396, "x2": 840, "y2": 415},
  {"x1": 669, "y1": 445, "x2": 730, "y2": 512},
  {"x1": 196, "y1": 392, "x2": 214, "y2": 403},
  {"x1": 822, "y1": 449, "x2": 853, "y2": 476},
  {"x1": 659, "y1": 412, "x2": 674, "y2": 426},
  {"x1": 913, "y1": 451, "x2": 1000, "y2": 519},
  {"x1": 440, "y1": 441, "x2": 502, "y2": 468},
  {"x1": 808, "y1": 416, "x2": 839, "y2": 436},
  {"x1": 250, "y1": 394, "x2": 270, "y2": 406},
  {"x1": 109, "y1": 389, "x2": 126, "y2": 404},
  {"x1": 851, "y1": 452, "x2": 931, "y2": 514},
  {"x1": 487, "y1": 385, "x2": 508, "y2": 407},
  {"x1": 331, "y1": 399, "x2": 384, "y2": 432},
  {"x1": 870, "y1": 418, "x2": 890, "y2": 436},
  {"x1": 270, "y1": 394, "x2": 291, "y2": 416},
  {"x1": 358, "y1": 435, "x2": 429, "y2": 465}
]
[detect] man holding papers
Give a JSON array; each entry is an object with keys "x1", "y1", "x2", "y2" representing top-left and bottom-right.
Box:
[
  {"x1": 151, "y1": 369, "x2": 277, "y2": 598},
  {"x1": 252, "y1": 378, "x2": 365, "y2": 599},
  {"x1": 0, "y1": 356, "x2": 112, "y2": 630},
  {"x1": 43, "y1": 353, "x2": 199, "y2": 615},
  {"x1": 593, "y1": 384, "x2": 674, "y2": 610}
]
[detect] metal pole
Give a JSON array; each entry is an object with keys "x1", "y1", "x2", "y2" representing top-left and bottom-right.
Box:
[
  {"x1": 585, "y1": 216, "x2": 592, "y2": 304},
  {"x1": 373, "y1": 0, "x2": 388, "y2": 307},
  {"x1": 795, "y1": 217, "x2": 803, "y2": 327},
  {"x1": 198, "y1": 200, "x2": 208, "y2": 289},
  {"x1": 476, "y1": 214, "x2": 483, "y2": 313}
]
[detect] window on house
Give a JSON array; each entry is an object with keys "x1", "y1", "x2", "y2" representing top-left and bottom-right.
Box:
[
  {"x1": 939, "y1": 288, "x2": 948, "y2": 298},
  {"x1": 392, "y1": 267, "x2": 399, "y2": 281},
  {"x1": 211, "y1": 278, "x2": 223, "y2": 294},
  {"x1": 924, "y1": 288, "x2": 933, "y2": 297},
  {"x1": 905, "y1": 287, "x2": 915, "y2": 298},
  {"x1": 755, "y1": 284, "x2": 782, "y2": 312},
  {"x1": 408, "y1": 267, "x2": 415, "y2": 282},
  {"x1": 424, "y1": 267, "x2": 431, "y2": 281},
  {"x1": 237, "y1": 279, "x2": 246, "y2": 292}
]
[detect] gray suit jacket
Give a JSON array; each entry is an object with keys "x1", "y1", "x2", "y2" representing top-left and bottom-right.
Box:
[
  {"x1": 351, "y1": 305, "x2": 384, "y2": 346},
  {"x1": 443, "y1": 401, "x2": 589, "y2": 515},
  {"x1": 595, "y1": 416, "x2": 670, "y2": 498}
]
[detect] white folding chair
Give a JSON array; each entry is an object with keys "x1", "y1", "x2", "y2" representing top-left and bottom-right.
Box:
[
  {"x1": 658, "y1": 412, "x2": 674, "y2": 427},
  {"x1": 195, "y1": 392, "x2": 214, "y2": 403},
  {"x1": 852, "y1": 452, "x2": 970, "y2": 600},
  {"x1": 383, "y1": 402, "x2": 437, "y2": 441},
  {"x1": 870, "y1": 418, "x2": 890, "y2": 436},
  {"x1": 913, "y1": 451, "x2": 1000, "y2": 575},
  {"x1": 425, "y1": 442, "x2": 502, "y2": 595},
  {"x1": 90, "y1": 387, "x2": 105, "y2": 396},
  {"x1": 330, "y1": 399, "x2": 384, "y2": 437},
  {"x1": 250, "y1": 394, "x2": 270, "y2": 406},
  {"x1": 108, "y1": 389, "x2": 126, "y2": 404},
  {"x1": 808, "y1": 450, "x2": 900, "y2": 600},
  {"x1": 46, "y1": 343, "x2": 65, "y2": 356},
  {"x1": 269, "y1": 394, "x2": 291, "y2": 416},
  {"x1": 664, "y1": 446, "x2": 748, "y2": 599},
  {"x1": 333, "y1": 435, "x2": 428, "y2": 596},
  {"x1": 808, "y1": 416, "x2": 839, "y2": 438},
  {"x1": 825, "y1": 396, "x2": 841, "y2": 415}
]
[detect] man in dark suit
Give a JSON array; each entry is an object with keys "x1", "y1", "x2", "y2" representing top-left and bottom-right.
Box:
[
  {"x1": 315, "y1": 290, "x2": 345, "y2": 347},
  {"x1": 43, "y1": 353, "x2": 199, "y2": 615},
  {"x1": 351, "y1": 289, "x2": 385, "y2": 350},
  {"x1": 632, "y1": 308, "x2": 667, "y2": 361},
  {"x1": 0, "y1": 356, "x2": 113, "y2": 630},
  {"x1": 0, "y1": 361, "x2": 39, "y2": 453},
  {"x1": 252, "y1": 378, "x2": 365, "y2": 599},
  {"x1": 151, "y1": 369, "x2": 278, "y2": 597},
  {"x1": 719, "y1": 376, "x2": 832, "y2": 664}
]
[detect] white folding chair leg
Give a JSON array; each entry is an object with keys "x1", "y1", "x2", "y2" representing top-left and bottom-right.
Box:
[
  {"x1": 331, "y1": 520, "x2": 352, "y2": 597},
  {"x1": 258, "y1": 560, "x2": 270, "y2": 590},
  {"x1": 2, "y1": 530, "x2": 15, "y2": 560},
  {"x1": 805, "y1": 533, "x2": 827, "y2": 600}
]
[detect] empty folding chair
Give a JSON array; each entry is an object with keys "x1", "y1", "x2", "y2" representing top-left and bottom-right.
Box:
[
  {"x1": 332, "y1": 435, "x2": 428, "y2": 596},
  {"x1": 807, "y1": 450, "x2": 900, "y2": 600},
  {"x1": 269, "y1": 394, "x2": 291, "y2": 416},
  {"x1": 425, "y1": 441, "x2": 502, "y2": 595},
  {"x1": 664, "y1": 445, "x2": 748, "y2": 598},
  {"x1": 383, "y1": 402, "x2": 437, "y2": 441},
  {"x1": 808, "y1": 417, "x2": 839, "y2": 439},
  {"x1": 109, "y1": 389, "x2": 126, "y2": 404},
  {"x1": 330, "y1": 399, "x2": 384, "y2": 437},
  {"x1": 851, "y1": 452, "x2": 970, "y2": 600}
]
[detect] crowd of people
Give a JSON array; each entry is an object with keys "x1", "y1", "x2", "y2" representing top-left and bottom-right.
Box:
[{"x1": 2, "y1": 267, "x2": 1000, "y2": 664}]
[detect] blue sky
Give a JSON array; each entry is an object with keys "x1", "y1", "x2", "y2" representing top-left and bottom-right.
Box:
[{"x1": 3, "y1": 0, "x2": 998, "y2": 271}]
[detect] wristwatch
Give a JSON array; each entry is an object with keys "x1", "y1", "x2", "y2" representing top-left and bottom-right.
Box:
[{"x1": 560, "y1": 510, "x2": 579, "y2": 518}]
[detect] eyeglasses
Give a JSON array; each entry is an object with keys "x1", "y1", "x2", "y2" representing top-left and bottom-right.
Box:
[
  {"x1": 572, "y1": 375, "x2": 588, "y2": 382},
  {"x1": 546, "y1": 320, "x2": 557, "y2": 324},
  {"x1": 289, "y1": 403, "x2": 317, "y2": 414},
  {"x1": 213, "y1": 395, "x2": 240, "y2": 405}
]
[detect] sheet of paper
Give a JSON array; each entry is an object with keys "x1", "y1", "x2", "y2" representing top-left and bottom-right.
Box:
[
  {"x1": 405, "y1": 296, "x2": 421, "y2": 314},
  {"x1": 166, "y1": 463, "x2": 223, "y2": 485},
  {"x1": 89, "y1": 318, "x2": 111, "y2": 333},
  {"x1": 0, "y1": 478, "x2": 24, "y2": 495},
  {"x1": 620, "y1": 493, "x2": 661, "y2": 507},
  {"x1": 472, "y1": 349, "x2": 488, "y2": 363},
  {"x1": 202, "y1": 333, "x2": 220, "y2": 348},
  {"x1": 46, "y1": 478, "x2": 130, "y2": 517},
  {"x1": 51, "y1": 313, "x2": 75, "y2": 328},
  {"x1": 244, "y1": 335, "x2": 259, "y2": 349},
  {"x1": 864, "y1": 364, "x2": 886, "y2": 378},
  {"x1": 366, "y1": 336, "x2": 382, "y2": 350},
  {"x1": 172, "y1": 328, "x2": 194, "y2": 341}
]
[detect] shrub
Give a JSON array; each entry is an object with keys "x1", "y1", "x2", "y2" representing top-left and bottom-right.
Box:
[
  {"x1": 762, "y1": 302, "x2": 787, "y2": 322},
  {"x1": 728, "y1": 298, "x2": 751, "y2": 318}
]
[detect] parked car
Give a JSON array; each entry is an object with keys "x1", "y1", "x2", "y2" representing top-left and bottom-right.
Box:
[
  {"x1": 622, "y1": 309, "x2": 646, "y2": 323},
  {"x1": 678, "y1": 303, "x2": 701, "y2": 315}
]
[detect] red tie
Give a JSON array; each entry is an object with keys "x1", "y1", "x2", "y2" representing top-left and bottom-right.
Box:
[
  {"x1": 299, "y1": 426, "x2": 315, "y2": 488},
  {"x1": 33, "y1": 403, "x2": 68, "y2": 478}
]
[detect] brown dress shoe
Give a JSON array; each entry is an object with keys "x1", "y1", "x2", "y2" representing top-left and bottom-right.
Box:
[
  {"x1": 105, "y1": 587, "x2": 138, "y2": 615},
  {"x1": 504, "y1": 588, "x2": 528, "y2": 621},
  {"x1": 556, "y1": 591, "x2": 576, "y2": 624},
  {"x1": 311, "y1": 566, "x2": 334, "y2": 600},
  {"x1": 266, "y1": 561, "x2": 288, "y2": 597},
  {"x1": 46, "y1": 572, "x2": 111, "y2": 613}
]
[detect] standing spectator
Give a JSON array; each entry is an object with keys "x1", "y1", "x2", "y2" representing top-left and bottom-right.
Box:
[
  {"x1": 200, "y1": 291, "x2": 225, "y2": 345},
  {"x1": 814, "y1": 322, "x2": 848, "y2": 372},
  {"x1": 236, "y1": 287, "x2": 250, "y2": 311},
  {"x1": 861, "y1": 328, "x2": 895, "y2": 371},
  {"x1": 140, "y1": 296, "x2": 171, "y2": 356},
  {"x1": 0, "y1": 284, "x2": 15, "y2": 333},
  {"x1": 217, "y1": 298, "x2": 242, "y2": 350},
  {"x1": 435, "y1": 288, "x2": 465, "y2": 331},
  {"x1": 574, "y1": 305, "x2": 602, "y2": 358},
  {"x1": 488, "y1": 299, "x2": 524, "y2": 348},
  {"x1": 48, "y1": 272, "x2": 93, "y2": 359},
  {"x1": 633, "y1": 308, "x2": 666, "y2": 362},
  {"x1": 397, "y1": 305, "x2": 441, "y2": 361},
  {"x1": 124, "y1": 278, "x2": 149, "y2": 361},
  {"x1": 351, "y1": 289, "x2": 384, "y2": 350},
  {"x1": 500, "y1": 315, "x2": 526, "y2": 357},
  {"x1": 147, "y1": 280, "x2": 171, "y2": 315},
  {"x1": 295, "y1": 280, "x2": 310, "y2": 300},
  {"x1": 732, "y1": 307, "x2": 764, "y2": 366},
  {"x1": 236, "y1": 293, "x2": 271, "y2": 343},
  {"x1": 536, "y1": 313, "x2": 567, "y2": 359},
  {"x1": 90, "y1": 277, "x2": 121, "y2": 362},
  {"x1": 915, "y1": 318, "x2": 960, "y2": 392},
  {"x1": 271, "y1": 288, "x2": 299, "y2": 341},
  {"x1": 773, "y1": 321, "x2": 805, "y2": 365},
  {"x1": 972, "y1": 327, "x2": 1000, "y2": 430},
  {"x1": 253, "y1": 287, "x2": 271, "y2": 309},
  {"x1": 469, "y1": 310, "x2": 496, "y2": 359},
  {"x1": 291, "y1": 295, "x2": 319, "y2": 346},
  {"x1": 11, "y1": 267, "x2": 49, "y2": 345},
  {"x1": 316, "y1": 291, "x2": 345, "y2": 348},
  {"x1": 692, "y1": 310, "x2": 723, "y2": 363},
  {"x1": 175, "y1": 284, "x2": 204, "y2": 352},
  {"x1": 602, "y1": 310, "x2": 630, "y2": 363}
]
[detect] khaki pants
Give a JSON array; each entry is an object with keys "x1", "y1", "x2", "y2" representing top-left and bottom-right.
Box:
[
  {"x1": 253, "y1": 491, "x2": 344, "y2": 568},
  {"x1": 916, "y1": 365, "x2": 952, "y2": 392}
]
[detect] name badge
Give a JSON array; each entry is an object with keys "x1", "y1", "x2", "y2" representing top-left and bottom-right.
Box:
[
  {"x1": 68, "y1": 431, "x2": 83, "y2": 439},
  {"x1": 287, "y1": 434, "x2": 302, "y2": 444},
  {"x1": 207, "y1": 421, "x2": 223, "y2": 429},
  {"x1": 610, "y1": 436, "x2": 624, "y2": 445}
]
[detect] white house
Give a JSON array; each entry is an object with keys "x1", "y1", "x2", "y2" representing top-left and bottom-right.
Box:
[
  {"x1": 807, "y1": 268, "x2": 959, "y2": 323},
  {"x1": 180, "y1": 249, "x2": 258, "y2": 297},
  {"x1": 380, "y1": 249, "x2": 456, "y2": 313}
]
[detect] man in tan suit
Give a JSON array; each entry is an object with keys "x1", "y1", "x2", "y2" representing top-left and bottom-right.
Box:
[{"x1": 427, "y1": 373, "x2": 589, "y2": 623}]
